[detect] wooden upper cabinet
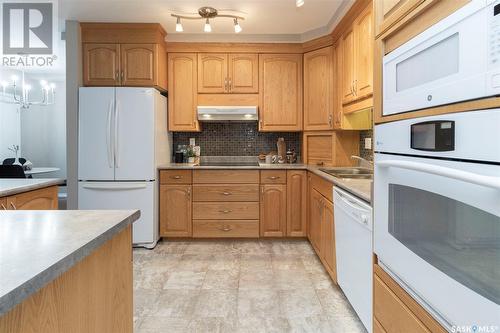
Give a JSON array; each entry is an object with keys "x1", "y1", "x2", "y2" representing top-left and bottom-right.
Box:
[
  {"x1": 341, "y1": 28, "x2": 356, "y2": 105},
  {"x1": 167, "y1": 53, "x2": 199, "y2": 132},
  {"x1": 198, "y1": 53, "x2": 258, "y2": 93},
  {"x1": 259, "y1": 54, "x2": 303, "y2": 131},
  {"x1": 228, "y1": 54, "x2": 258, "y2": 93},
  {"x1": 121, "y1": 44, "x2": 156, "y2": 86},
  {"x1": 286, "y1": 170, "x2": 307, "y2": 237},
  {"x1": 304, "y1": 46, "x2": 334, "y2": 131},
  {"x1": 160, "y1": 185, "x2": 192, "y2": 237},
  {"x1": 354, "y1": 6, "x2": 374, "y2": 99},
  {"x1": 332, "y1": 42, "x2": 343, "y2": 129},
  {"x1": 83, "y1": 43, "x2": 120, "y2": 86},
  {"x1": 375, "y1": 0, "x2": 424, "y2": 36},
  {"x1": 260, "y1": 184, "x2": 287, "y2": 237},
  {"x1": 198, "y1": 53, "x2": 228, "y2": 93},
  {"x1": 80, "y1": 23, "x2": 167, "y2": 91},
  {"x1": 340, "y1": 3, "x2": 374, "y2": 112}
]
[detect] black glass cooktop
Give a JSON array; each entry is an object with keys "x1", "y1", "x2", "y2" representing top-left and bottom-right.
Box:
[{"x1": 198, "y1": 161, "x2": 260, "y2": 167}]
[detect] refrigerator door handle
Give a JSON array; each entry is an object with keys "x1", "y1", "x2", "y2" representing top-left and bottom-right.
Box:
[
  {"x1": 82, "y1": 183, "x2": 147, "y2": 190},
  {"x1": 114, "y1": 100, "x2": 120, "y2": 168},
  {"x1": 106, "y1": 99, "x2": 114, "y2": 168}
]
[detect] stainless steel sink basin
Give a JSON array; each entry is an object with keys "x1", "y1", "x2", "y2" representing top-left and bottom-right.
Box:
[{"x1": 319, "y1": 167, "x2": 373, "y2": 179}]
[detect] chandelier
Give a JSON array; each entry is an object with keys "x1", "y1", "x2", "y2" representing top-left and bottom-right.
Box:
[
  {"x1": 172, "y1": 7, "x2": 244, "y2": 33},
  {"x1": 0, "y1": 70, "x2": 55, "y2": 110}
]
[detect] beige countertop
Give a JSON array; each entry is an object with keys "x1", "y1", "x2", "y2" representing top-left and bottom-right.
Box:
[
  {"x1": 0, "y1": 178, "x2": 64, "y2": 198},
  {"x1": 158, "y1": 163, "x2": 372, "y2": 203}
]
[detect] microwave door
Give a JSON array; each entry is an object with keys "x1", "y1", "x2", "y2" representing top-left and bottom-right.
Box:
[{"x1": 374, "y1": 154, "x2": 500, "y2": 328}]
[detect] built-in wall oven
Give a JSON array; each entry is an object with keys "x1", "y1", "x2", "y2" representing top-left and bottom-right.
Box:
[
  {"x1": 374, "y1": 109, "x2": 500, "y2": 330},
  {"x1": 383, "y1": 0, "x2": 500, "y2": 116}
]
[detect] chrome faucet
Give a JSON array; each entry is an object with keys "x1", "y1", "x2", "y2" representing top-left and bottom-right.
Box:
[{"x1": 351, "y1": 155, "x2": 373, "y2": 169}]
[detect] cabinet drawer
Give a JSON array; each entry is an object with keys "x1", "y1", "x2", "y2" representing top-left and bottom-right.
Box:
[
  {"x1": 193, "y1": 185, "x2": 259, "y2": 202},
  {"x1": 374, "y1": 275, "x2": 430, "y2": 333},
  {"x1": 193, "y1": 202, "x2": 259, "y2": 220},
  {"x1": 193, "y1": 170, "x2": 259, "y2": 184},
  {"x1": 260, "y1": 170, "x2": 287, "y2": 184},
  {"x1": 160, "y1": 170, "x2": 192, "y2": 184},
  {"x1": 193, "y1": 220, "x2": 259, "y2": 238},
  {"x1": 309, "y1": 172, "x2": 333, "y2": 202}
]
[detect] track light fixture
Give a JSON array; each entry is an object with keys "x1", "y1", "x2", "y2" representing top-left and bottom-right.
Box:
[
  {"x1": 171, "y1": 7, "x2": 244, "y2": 33},
  {"x1": 296, "y1": 0, "x2": 305, "y2": 7}
]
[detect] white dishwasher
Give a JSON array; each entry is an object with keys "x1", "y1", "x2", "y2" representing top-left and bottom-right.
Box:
[{"x1": 333, "y1": 187, "x2": 373, "y2": 333}]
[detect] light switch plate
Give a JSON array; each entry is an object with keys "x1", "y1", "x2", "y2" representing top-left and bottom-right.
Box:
[{"x1": 364, "y1": 138, "x2": 372, "y2": 150}]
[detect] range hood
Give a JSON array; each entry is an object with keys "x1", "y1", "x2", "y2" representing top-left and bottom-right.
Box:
[{"x1": 197, "y1": 106, "x2": 258, "y2": 122}]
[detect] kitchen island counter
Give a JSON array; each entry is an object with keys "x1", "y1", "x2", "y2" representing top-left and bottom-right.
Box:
[
  {"x1": 0, "y1": 210, "x2": 139, "y2": 332},
  {"x1": 0, "y1": 178, "x2": 64, "y2": 198}
]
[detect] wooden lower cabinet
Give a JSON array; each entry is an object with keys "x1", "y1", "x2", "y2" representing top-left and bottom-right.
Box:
[
  {"x1": 260, "y1": 184, "x2": 287, "y2": 237},
  {"x1": 1, "y1": 186, "x2": 58, "y2": 210},
  {"x1": 193, "y1": 220, "x2": 259, "y2": 238},
  {"x1": 308, "y1": 172, "x2": 337, "y2": 283},
  {"x1": 374, "y1": 264, "x2": 446, "y2": 333},
  {"x1": 159, "y1": 185, "x2": 192, "y2": 237},
  {"x1": 308, "y1": 188, "x2": 323, "y2": 253},
  {"x1": 321, "y1": 199, "x2": 336, "y2": 282},
  {"x1": 286, "y1": 170, "x2": 307, "y2": 237}
]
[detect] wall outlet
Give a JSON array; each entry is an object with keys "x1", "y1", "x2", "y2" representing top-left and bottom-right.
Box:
[{"x1": 364, "y1": 138, "x2": 372, "y2": 150}]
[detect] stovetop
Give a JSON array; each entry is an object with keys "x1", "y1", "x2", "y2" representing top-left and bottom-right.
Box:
[{"x1": 198, "y1": 161, "x2": 260, "y2": 167}]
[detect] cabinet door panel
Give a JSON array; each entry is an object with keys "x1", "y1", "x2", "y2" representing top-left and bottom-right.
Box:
[
  {"x1": 121, "y1": 44, "x2": 156, "y2": 86},
  {"x1": 321, "y1": 199, "x2": 337, "y2": 282},
  {"x1": 341, "y1": 29, "x2": 356, "y2": 105},
  {"x1": 228, "y1": 54, "x2": 258, "y2": 93},
  {"x1": 0, "y1": 197, "x2": 7, "y2": 211},
  {"x1": 160, "y1": 185, "x2": 192, "y2": 237},
  {"x1": 354, "y1": 6, "x2": 374, "y2": 99},
  {"x1": 83, "y1": 43, "x2": 120, "y2": 86},
  {"x1": 304, "y1": 47, "x2": 334, "y2": 131},
  {"x1": 259, "y1": 54, "x2": 303, "y2": 131},
  {"x1": 260, "y1": 184, "x2": 286, "y2": 237},
  {"x1": 198, "y1": 53, "x2": 228, "y2": 93},
  {"x1": 10, "y1": 186, "x2": 58, "y2": 210},
  {"x1": 287, "y1": 170, "x2": 307, "y2": 237},
  {"x1": 168, "y1": 53, "x2": 199, "y2": 131},
  {"x1": 308, "y1": 188, "x2": 323, "y2": 253}
]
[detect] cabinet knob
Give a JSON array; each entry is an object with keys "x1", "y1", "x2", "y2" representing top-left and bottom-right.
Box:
[
  {"x1": 222, "y1": 192, "x2": 231, "y2": 196},
  {"x1": 170, "y1": 175, "x2": 182, "y2": 179},
  {"x1": 219, "y1": 225, "x2": 232, "y2": 232},
  {"x1": 268, "y1": 176, "x2": 280, "y2": 180},
  {"x1": 219, "y1": 209, "x2": 232, "y2": 214}
]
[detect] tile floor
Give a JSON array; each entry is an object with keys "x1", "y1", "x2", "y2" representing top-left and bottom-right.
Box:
[{"x1": 133, "y1": 239, "x2": 367, "y2": 333}]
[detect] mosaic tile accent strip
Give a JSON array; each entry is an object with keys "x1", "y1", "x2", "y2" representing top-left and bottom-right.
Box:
[
  {"x1": 359, "y1": 130, "x2": 373, "y2": 162},
  {"x1": 173, "y1": 123, "x2": 301, "y2": 157}
]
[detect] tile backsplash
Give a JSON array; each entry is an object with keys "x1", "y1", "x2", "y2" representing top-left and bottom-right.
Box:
[
  {"x1": 359, "y1": 130, "x2": 373, "y2": 162},
  {"x1": 173, "y1": 123, "x2": 301, "y2": 157}
]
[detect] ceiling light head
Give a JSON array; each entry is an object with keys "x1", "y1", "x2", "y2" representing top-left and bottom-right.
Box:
[
  {"x1": 204, "y1": 18, "x2": 212, "y2": 33},
  {"x1": 296, "y1": 0, "x2": 305, "y2": 7},
  {"x1": 175, "y1": 17, "x2": 183, "y2": 32},
  {"x1": 234, "y1": 18, "x2": 242, "y2": 33}
]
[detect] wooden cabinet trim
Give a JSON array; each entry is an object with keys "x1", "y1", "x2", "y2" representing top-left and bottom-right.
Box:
[
  {"x1": 160, "y1": 170, "x2": 193, "y2": 184},
  {"x1": 228, "y1": 53, "x2": 259, "y2": 93},
  {"x1": 193, "y1": 202, "x2": 259, "y2": 220},
  {"x1": 287, "y1": 170, "x2": 307, "y2": 237},
  {"x1": 4, "y1": 186, "x2": 58, "y2": 210},
  {"x1": 83, "y1": 43, "x2": 120, "y2": 86},
  {"x1": 120, "y1": 43, "x2": 156, "y2": 86},
  {"x1": 260, "y1": 170, "x2": 287, "y2": 184},
  {"x1": 193, "y1": 170, "x2": 259, "y2": 184},
  {"x1": 193, "y1": 220, "x2": 259, "y2": 238},
  {"x1": 192, "y1": 185, "x2": 259, "y2": 202},
  {"x1": 159, "y1": 185, "x2": 192, "y2": 237},
  {"x1": 197, "y1": 53, "x2": 229, "y2": 93},
  {"x1": 260, "y1": 184, "x2": 287, "y2": 237}
]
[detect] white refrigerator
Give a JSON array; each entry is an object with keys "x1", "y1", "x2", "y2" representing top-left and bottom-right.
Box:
[{"x1": 78, "y1": 87, "x2": 171, "y2": 248}]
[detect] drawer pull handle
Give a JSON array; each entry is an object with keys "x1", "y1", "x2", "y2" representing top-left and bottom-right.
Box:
[
  {"x1": 218, "y1": 225, "x2": 232, "y2": 232},
  {"x1": 222, "y1": 192, "x2": 231, "y2": 196},
  {"x1": 219, "y1": 210, "x2": 232, "y2": 214},
  {"x1": 170, "y1": 175, "x2": 182, "y2": 179},
  {"x1": 268, "y1": 176, "x2": 280, "y2": 180},
  {"x1": 1, "y1": 203, "x2": 6, "y2": 210},
  {"x1": 10, "y1": 202, "x2": 17, "y2": 210}
]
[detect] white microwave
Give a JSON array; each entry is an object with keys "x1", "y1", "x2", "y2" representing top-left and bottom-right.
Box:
[{"x1": 383, "y1": 0, "x2": 500, "y2": 116}]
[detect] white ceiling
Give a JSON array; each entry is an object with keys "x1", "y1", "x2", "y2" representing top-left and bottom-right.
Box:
[{"x1": 59, "y1": 0, "x2": 354, "y2": 42}]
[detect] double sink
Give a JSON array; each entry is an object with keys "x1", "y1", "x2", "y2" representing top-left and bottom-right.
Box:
[{"x1": 319, "y1": 167, "x2": 373, "y2": 180}]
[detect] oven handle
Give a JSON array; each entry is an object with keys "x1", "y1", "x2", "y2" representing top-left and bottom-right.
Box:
[{"x1": 377, "y1": 160, "x2": 500, "y2": 190}]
